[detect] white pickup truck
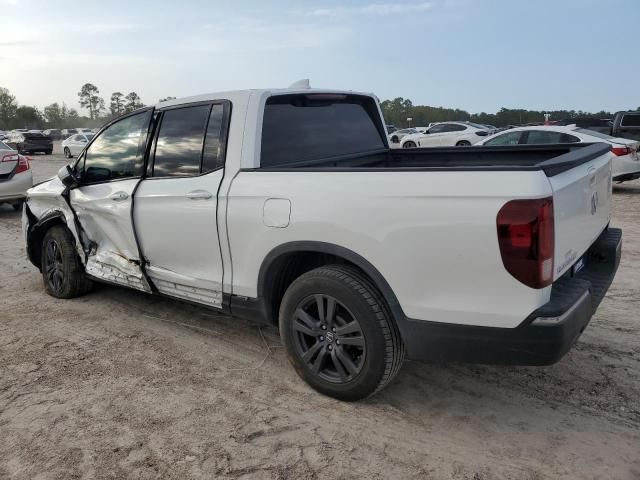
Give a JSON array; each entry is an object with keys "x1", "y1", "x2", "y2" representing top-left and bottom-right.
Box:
[{"x1": 23, "y1": 86, "x2": 621, "y2": 400}]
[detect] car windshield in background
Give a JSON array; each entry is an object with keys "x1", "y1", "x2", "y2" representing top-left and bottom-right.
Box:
[
  {"x1": 86, "y1": 134, "x2": 95, "y2": 141},
  {"x1": 575, "y1": 128, "x2": 616, "y2": 140}
]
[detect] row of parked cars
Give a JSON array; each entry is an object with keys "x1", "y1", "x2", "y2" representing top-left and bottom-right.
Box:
[
  {"x1": 0, "y1": 127, "x2": 98, "y2": 155},
  {"x1": 388, "y1": 111, "x2": 640, "y2": 183}
]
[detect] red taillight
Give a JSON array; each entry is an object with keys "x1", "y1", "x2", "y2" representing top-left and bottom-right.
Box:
[
  {"x1": 1, "y1": 153, "x2": 19, "y2": 163},
  {"x1": 497, "y1": 197, "x2": 554, "y2": 289},
  {"x1": 15, "y1": 155, "x2": 30, "y2": 174},
  {"x1": 611, "y1": 146, "x2": 631, "y2": 156}
]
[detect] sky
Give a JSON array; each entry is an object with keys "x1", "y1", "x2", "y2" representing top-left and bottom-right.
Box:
[{"x1": 0, "y1": 0, "x2": 638, "y2": 115}]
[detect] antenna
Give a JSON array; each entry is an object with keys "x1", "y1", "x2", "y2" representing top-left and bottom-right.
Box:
[{"x1": 288, "y1": 79, "x2": 311, "y2": 89}]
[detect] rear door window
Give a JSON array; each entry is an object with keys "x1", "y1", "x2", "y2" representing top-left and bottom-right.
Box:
[
  {"x1": 260, "y1": 94, "x2": 385, "y2": 167},
  {"x1": 525, "y1": 130, "x2": 577, "y2": 144},
  {"x1": 152, "y1": 105, "x2": 210, "y2": 177},
  {"x1": 621, "y1": 114, "x2": 640, "y2": 127}
]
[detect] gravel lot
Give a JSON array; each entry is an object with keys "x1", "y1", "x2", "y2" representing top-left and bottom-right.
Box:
[{"x1": 1, "y1": 144, "x2": 639, "y2": 479}]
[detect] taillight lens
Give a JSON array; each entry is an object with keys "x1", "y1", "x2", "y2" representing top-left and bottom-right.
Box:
[
  {"x1": 1, "y1": 153, "x2": 19, "y2": 163},
  {"x1": 15, "y1": 155, "x2": 30, "y2": 174},
  {"x1": 611, "y1": 146, "x2": 631, "y2": 156},
  {"x1": 497, "y1": 197, "x2": 554, "y2": 289}
]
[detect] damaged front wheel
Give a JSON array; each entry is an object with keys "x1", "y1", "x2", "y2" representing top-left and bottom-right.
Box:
[{"x1": 41, "y1": 225, "x2": 93, "y2": 299}]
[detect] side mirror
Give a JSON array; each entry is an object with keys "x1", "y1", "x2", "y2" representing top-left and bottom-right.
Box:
[{"x1": 57, "y1": 165, "x2": 79, "y2": 188}]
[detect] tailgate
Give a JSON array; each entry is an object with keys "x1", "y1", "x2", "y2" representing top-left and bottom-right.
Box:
[{"x1": 549, "y1": 150, "x2": 612, "y2": 279}]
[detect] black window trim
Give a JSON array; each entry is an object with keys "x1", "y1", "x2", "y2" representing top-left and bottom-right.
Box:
[
  {"x1": 146, "y1": 99, "x2": 232, "y2": 180},
  {"x1": 74, "y1": 107, "x2": 155, "y2": 187}
]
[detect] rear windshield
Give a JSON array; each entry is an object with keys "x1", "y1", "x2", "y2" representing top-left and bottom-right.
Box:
[
  {"x1": 621, "y1": 114, "x2": 640, "y2": 127},
  {"x1": 0, "y1": 141, "x2": 11, "y2": 150},
  {"x1": 260, "y1": 94, "x2": 385, "y2": 167},
  {"x1": 575, "y1": 128, "x2": 616, "y2": 140}
]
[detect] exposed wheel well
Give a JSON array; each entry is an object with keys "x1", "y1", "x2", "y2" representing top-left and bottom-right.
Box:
[
  {"x1": 26, "y1": 209, "x2": 68, "y2": 271},
  {"x1": 257, "y1": 243, "x2": 403, "y2": 326}
]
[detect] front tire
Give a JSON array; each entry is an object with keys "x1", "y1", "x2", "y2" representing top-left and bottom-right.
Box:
[
  {"x1": 64, "y1": 147, "x2": 72, "y2": 159},
  {"x1": 41, "y1": 225, "x2": 92, "y2": 299},
  {"x1": 402, "y1": 141, "x2": 417, "y2": 148},
  {"x1": 279, "y1": 265, "x2": 404, "y2": 401}
]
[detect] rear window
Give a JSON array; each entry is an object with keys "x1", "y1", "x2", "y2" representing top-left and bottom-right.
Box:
[
  {"x1": 260, "y1": 94, "x2": 385, "y2": 167},
  {"x1": 0, "y1": 141, "x2": 11, "y2": 150},
  {"x1": 621, "y1": 114, "x2": 640, "y2": 127},
  {"x1": 575, "y1": 128, "x2": 616, "y2": 140}
]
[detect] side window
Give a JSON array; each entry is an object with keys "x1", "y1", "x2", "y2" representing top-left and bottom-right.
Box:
[
  {"x1": 83, "y1": 110, "x2": 151, "y2": 184},
  {"x1": 621, "y1": 114, "x2": 640, "y2": 127},
  {"x1": 445, "y1": 124, "x2": 467, "y2": 132},
  {"x1": 202, "y1": 103, "x2": 229, "y2": 173},
  {"x1": 484, "y1": 131, "x2": 522, "y2": 146},
  {"x1": 71, "y1": 135, "x2": 80, "y2": 142},
  {"x1": 526, "y1": 130, "x2": 567, "y2": 144},
  {"x1": 152, "y1": 105, "x2": 209, "y2": 177},
  {"x1": 560, "y1": 133, "x2": 580, "y2": 143},
  {"x1": 428, "y1": 124, "x2": 447, "y2": 133}
]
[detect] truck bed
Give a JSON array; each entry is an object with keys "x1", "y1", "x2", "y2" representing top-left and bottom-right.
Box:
[{"x1": 255, "y1": 142, "x2": 611, "y2": 177}]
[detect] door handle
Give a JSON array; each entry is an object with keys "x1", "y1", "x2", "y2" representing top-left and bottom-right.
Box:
[
  {"x1": 186, "y1": 190, "x2": 213, "y2": 200},
  {"x1": 109, "y1": 191, "x2": 129, "y2": 201}
]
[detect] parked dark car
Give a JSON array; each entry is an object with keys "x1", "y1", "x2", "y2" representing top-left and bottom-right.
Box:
[
  {"x1": 42, "y1": 129, "x2": 63, "y2": 140},
  {"x1": 6, "y1": 131, "x2": 53, "y2": 154},
  {"x1": 611, "y1": 111, "x2": 640, "y2": 141}
]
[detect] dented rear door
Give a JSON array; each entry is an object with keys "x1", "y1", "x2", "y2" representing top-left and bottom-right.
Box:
[{"x1": 69, "y1": 109, "x2": 153, "y2": 291}]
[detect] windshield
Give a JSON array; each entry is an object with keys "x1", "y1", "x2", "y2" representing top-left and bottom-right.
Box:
[{"x1": 575, "y1": 128, "x2": 616, "y2": 140}]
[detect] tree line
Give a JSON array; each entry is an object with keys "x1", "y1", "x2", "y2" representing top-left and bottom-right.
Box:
[
  {"x1": 380, "y1": 97, "x2": 638, "y2": 128},
  {"x1": 1, "y1": 85, "x2": 636, "y2": 131},
  {"x1": 0, "y1": 83, "x2": 154, "y2": 130}
]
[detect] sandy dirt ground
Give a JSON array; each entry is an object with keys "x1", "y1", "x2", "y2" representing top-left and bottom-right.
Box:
[{"x1": 1, "y1": 145, "x2": 639, "y2": 479}]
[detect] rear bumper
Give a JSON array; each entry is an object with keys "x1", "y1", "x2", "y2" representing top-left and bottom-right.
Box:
[{"x1": 397, "y1": 227, "x2": 622, "y2": 365}]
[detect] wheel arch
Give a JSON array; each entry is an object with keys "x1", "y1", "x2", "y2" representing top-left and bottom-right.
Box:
[
  {"x1": 250, "y1": 241, "x2": 406, "y2": 326},
  {"x1": 26, "y1": 208, "x2": 70, "y2": 271}
]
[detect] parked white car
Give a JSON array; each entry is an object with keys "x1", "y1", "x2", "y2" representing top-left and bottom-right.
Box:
[
  {"x1": 62, "y1": 133, "x2": 95, "y2": 158},
  {"x1": 0, "y1": 141, "x2": 32, "y2": 210},
  {"x1": 388, "y1": 128, "x2": 418, "y2": 145},
  {"x1": 23, "y1": 86, "x2": 621, "y2": 400},
  {"x1": 400, "y1": 121, "x2": 491, "y2": 148},
  {"x1": 478, "y1": 125, "x2": 640, "y2": 183}
]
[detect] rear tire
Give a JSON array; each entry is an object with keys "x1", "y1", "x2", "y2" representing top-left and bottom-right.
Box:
[
  {"x1": 45, "y1": 149, "x2": 53, "y2": 155},
  {"x1": 402, "y1": 141, "x2": 417, "y2": 148},
  {"x1": 41, "y1": 225, "x2": 92, "y2": 299},
  {"x1": 279, "y1": 265, "x2": 404, "y2": 401},
  {"x1": 64, "y1": 147, "x2": 71, "y2": 159},
  {"x1": 456, "y1": 140, "x2": 471, "y2": 146}
]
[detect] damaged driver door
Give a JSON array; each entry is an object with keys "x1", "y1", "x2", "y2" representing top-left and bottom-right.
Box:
[{"x1": 69, "y1": 109, "x2": 153, "y2": 291}]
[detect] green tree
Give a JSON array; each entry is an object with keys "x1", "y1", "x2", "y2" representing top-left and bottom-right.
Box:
[
  {"x1": 0, "y1": 87, "x2": 18, "y2": 129},
  {"x1": 43, "y1": 102, "x2": 64, "y2": 126},
  {"x1": 124, "y1": 92, "x2": 144, "y2": 113},
  {"x1": 78, "y1": 83, "x2": 105, "y2": 119},
  {"x1": 109, "y1": 92, "x2": 125, "y2": 116},
  {"x1": 14, "y1": 106, "x2": 45, "y2": 129}
]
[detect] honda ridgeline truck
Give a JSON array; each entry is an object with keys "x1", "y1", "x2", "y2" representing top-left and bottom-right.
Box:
[{"x1": 23, "y1": 85, "x2": 621, "y2": 400}]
